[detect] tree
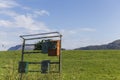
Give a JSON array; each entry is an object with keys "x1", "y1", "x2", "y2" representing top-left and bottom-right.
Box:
[{"x1": 34, "y1": 40, "x2": 43, "y2": 50}]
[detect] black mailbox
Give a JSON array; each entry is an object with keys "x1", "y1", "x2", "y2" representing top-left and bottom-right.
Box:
[
  {"x1": 18, "y1": 61, "x2": 29, "y2": 73},
  {"x1": 41, "y1": 60, "x2": 50, "y2": 73}
]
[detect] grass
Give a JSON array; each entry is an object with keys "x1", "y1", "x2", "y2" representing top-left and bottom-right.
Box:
[{"x1": 0, "y1": 50, "x2": 120, "y2": 80}]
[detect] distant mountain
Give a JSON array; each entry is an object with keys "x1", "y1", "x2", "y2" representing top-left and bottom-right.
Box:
[
  {"x1": 8, "y1": 45, "x2": 22, "y2": 50},
  {"x1": 75, "y1": 39, "x2": 120, "y2": 50},
  {"x1": 8, "y1": 44, "x2": 34, "y2": 50}
]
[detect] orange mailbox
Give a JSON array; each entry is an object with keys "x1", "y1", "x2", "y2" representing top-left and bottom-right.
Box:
[{"x1": 48, "y1": 40, "x2": 61, "y2": 56}]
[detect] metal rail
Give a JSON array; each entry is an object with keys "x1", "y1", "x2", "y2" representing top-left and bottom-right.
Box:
[
  {"x1": 28, "y1": 61, "x2": 59, "y2": 64},
  {"x1": 25, "y1": 35, "x2": 61, "y2": 40},
  {"x1": 20, "y1": 32, "x2": 61, "y2": 40}
]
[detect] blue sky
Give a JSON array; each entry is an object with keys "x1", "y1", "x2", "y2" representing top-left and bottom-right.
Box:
[{"x1": 0, "y1": 0, "x2": 120, "y2": 50}]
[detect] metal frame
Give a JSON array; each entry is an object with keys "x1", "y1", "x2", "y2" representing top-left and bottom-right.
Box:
[{"x1": 19, "y1": 32, "x2": 62, "y2": 80}]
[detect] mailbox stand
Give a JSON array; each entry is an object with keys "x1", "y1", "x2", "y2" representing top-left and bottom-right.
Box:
[{"x1": 19, "y1": 32, "x2": 62, "y2": 80}]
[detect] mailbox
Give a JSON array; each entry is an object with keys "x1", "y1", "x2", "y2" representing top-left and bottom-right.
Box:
[
  {"x1": 41, "y1": 60, "x2": 50, "y2": 73},
  {"x1": 18, "y1": 62, "x2": 29, "y2": 73},
  {"x1": 41, "y1": 39, "x2": 61, "y2": 56},
  {"x1": 48, "y1": 40, "x2": 60, "y2": 56},
  {"x1": 41, "y1": 40, "x2": 51, "y2": 53}
]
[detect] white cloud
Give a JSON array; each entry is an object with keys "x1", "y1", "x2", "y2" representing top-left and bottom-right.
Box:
[
  {"x1": 34, "y1": 10, "x2": 50, "y2": 16},
  {"x1": 14, "y1": 15, "x2": 50, "y2": 31},
  {"x1": 0, "y1": 0, "x2": 19, "y2": 9},
  {"x1": 58, "y1": 28, "x2": 97, "y2": 49},
  {"x1": 0, "y1": 14, "x2": 50, "y2": 32},
  {"x1": 0, "y1": 5, "x2": 50, "y2": 32},
  {"x1": 81, "y1": 28, "x2": 96, "y2": 32},
  {"x1": 0, "y1": 1, "x2": 50, "y2": 32},
  {"x1": 22, "y1": 6, "x2": 31, "y2": 10},
  {"x1": 0, "y1": 10, "x2": 18, "y2": 17},
  {"x1": 0, "y1": 20, "x2": 13, "y2": 27},
  {"x1": 60, "y1": 27, "x2": 96, "y2": 36},
  {"x1": 26, "y1": 10, "x2": 50, "y2": 18},
  {"x1": 0, "y1": 31, "x2": 7, "y2": 38}
]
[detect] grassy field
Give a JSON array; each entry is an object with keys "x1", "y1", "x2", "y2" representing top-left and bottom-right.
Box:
[{"x1": 0, "y1": 50, "x2": 120, "y2": 80}]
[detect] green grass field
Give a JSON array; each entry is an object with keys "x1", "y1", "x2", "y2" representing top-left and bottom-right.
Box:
[{"x1": 1, "y1": 50, "x2": 120, "y2": 80}]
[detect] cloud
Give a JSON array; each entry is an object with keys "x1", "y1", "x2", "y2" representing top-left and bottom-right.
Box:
[
  {"x1": 81, "y1": 28, "x2": 96, "y2": 32},
  {"x1": 34, "y1": 10, "x2": 50, "y2": 16},
  {"x1": 0, "y1": 20, "x2": 13, "y2": 27},
  {"x1": 26, "y1": 10, "x2": 50, "y2": 18},
  {"x1": 0, "y1": 10, "x2": 18, "y2": 17},
  {"x1": 14, "y1": 15, "x2": 50, "y2": 31},
  {"x1": 0, "y1": 15, "x2": 50, "y2": 32},
  {"x1": 0, "y1": 0, "x2": 51, "y2": 51},
  {"x1": 22, "y1": 6, "x2": 31, "y2": 10},
  {"x1": 0, "y1": 31, "x2": 7, "y2": 38},
  {"x1": 60, "y1": 27, "x2": 96, "y2": 37},
  {"x1": 0, "y1": 2, "x2": 50, "y2": 32},
  {"x1": 0, "y1": 0, "x2": 19, "y2": 9},
  {"x1": 58, "y1": 28, "x2": 97, "y2": 49},
  {"x1": 60, "y1": 27, "x2": 96, "y2": 36}
]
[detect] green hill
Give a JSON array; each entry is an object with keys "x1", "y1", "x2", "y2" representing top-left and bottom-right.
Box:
[{"x1": 1, "y1": 50, "x2": 120, "y2": 80}]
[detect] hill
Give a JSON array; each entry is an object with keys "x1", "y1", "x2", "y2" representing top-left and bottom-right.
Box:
[{"x1": 75, "y1": 39, "x2": 120, "y2": 50}]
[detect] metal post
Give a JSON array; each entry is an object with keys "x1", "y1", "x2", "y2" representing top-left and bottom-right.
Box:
[
  {"x1": 21, "y1": 39, "x2": 25, "y2": 61},
  {"x1": 20, "y1": 39, "x2": 25, "y2": 80},
  {"x1": 59, "y1": 35, "x2": 62, "y2": 74}
]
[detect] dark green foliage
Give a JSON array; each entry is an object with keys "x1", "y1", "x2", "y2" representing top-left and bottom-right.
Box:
[{"x1": 34, "y1": 41, "x2": 43, "y2": 50}]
